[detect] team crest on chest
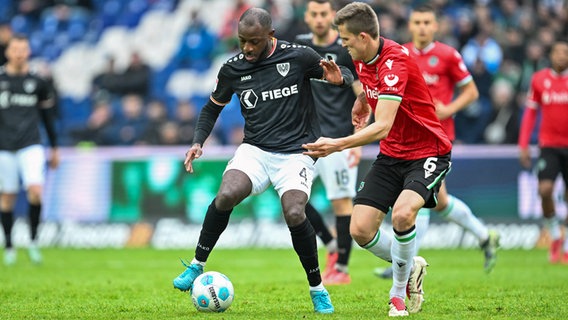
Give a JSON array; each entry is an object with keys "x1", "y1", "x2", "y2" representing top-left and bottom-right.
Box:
[
  {"x1": 23, "y1": 79, "x2": 37, "y2": 93},
  {"x1": 276, "y1": 63, "x2": 290, "y2": 77},
  {"x1": 428, "y1": 56, "x2": 438, "y2": 67}
]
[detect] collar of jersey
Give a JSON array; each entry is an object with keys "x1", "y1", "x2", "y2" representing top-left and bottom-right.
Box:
[
  {"x1": 549, "y1": 67, "x2": 568, "y2": 77},
  {"x1": 412, "y1": 41, "x2": 435, "y2": 55},
  {"x1": 267, "y1": 37, "x2": 277, "y2": 59},
  {"x1": 365, "y1": 37, "x2": 384, "y2": 65}
]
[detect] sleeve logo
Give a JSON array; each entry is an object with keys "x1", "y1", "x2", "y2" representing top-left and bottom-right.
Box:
[{"x1": 384, "y1": 74, "x2": 399, "y2": 87}]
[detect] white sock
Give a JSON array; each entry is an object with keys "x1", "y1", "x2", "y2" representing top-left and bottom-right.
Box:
[
  {"x1": 543, "y1": 217, "x2": 561, "y2": 240},
  {"x1": 362, "y1": 229, "x2": 392, "y2": 262},
  {"x1": 326, "y1": 238, "x2": 338, "y2": 253},
  {"x1": 415, "y1": 208, "x2": 430, "y2": 250},
  {"x1": 436, "y1": 195, "x2": 489, "y2": 244},
  {"x1": 191, "y1": 258, "x2": 206, "y2": 267},
  {"x1": 310, "y1": 283, "x2": 325, "y2": 292},
  {"x1": 389, "y1": 227, "x2": 417, "y2": 299}
]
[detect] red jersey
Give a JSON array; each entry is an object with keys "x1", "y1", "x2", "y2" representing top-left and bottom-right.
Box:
[
  {"x1": 521, "y1": 68, "x2": 568, "y2": 148},
  {"x1": 354, "y1": 38, "x2": 452, "y2": 160},
  {"x1": 403, "y1": 41, "x2": 473, "y2": 141}
]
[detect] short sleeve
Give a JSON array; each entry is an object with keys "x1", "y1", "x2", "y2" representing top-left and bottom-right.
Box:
[
  {"x1": 448, "y1": 49, "x2": 472, "y2": 87},
  {"x1": 377, "y1": 50, "x2": 408, "y2": 102},
  {"x1": 211, "y1": 65, "x2": 234, "y2": 105}
]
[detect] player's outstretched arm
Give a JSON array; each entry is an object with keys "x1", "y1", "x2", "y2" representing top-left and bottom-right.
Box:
[
  {"x1": 184, "y1": 143, "x2": 203, "y2": 173},
  {"x1": 352, "y1": 92, "x2": 371, "y2": 130},
  {"x1": 184, "y1": 98, "x2": 225, "y2": 173}
]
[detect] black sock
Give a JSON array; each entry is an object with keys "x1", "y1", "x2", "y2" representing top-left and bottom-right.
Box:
[
  {"x1": 335, "y1": 215, "x2": 352, "y2": 266},
  {"x1": 1, "y1": 211, "x2": 14, "y2": 248},
  {"x1": 289, "y1": 218, "x2": 321, "y2": 286},
  {"x1": 195, "y1": 199, "x2": 232, "y2": 262},
  {"x1": 29, "y1": 204, "x2": 41, "y2": 241},
  {"x1": 304, "y1": 202, "x2": 333, "y2": 245}
]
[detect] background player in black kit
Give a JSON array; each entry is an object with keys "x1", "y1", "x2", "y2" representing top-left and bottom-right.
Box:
[
  {"x1": 0, "y1": 35, "x2": 59, "y2": 265},
  {"x1": 172, "y1": 7, "x2": 353, "y2": 314},
  {"x1": 295, "y1": 0, "x2": 362, "y2": 285}
]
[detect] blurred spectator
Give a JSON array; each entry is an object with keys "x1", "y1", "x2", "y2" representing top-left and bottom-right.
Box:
[
  {"x1": 173, "y1": 100, "x2": 196, "y2": 145},
  {"x1": 275, "y1": 0, "x2": 307, "y2": 41},
  {"x1": 157, "y1": 121, "x2": 181, "y2": 145},
  {"x1": 461, "y1": 21, "x2": 503, "y2": 75},
  {"x1": 170, "y1": 9, "x2": 217, "y2": 73},
  {"x1": 118, "y1": 51, "x2": 151, "y2": 98},
  {"x1": 218, "y1": 0, "x2": 251, "y2": 51},
  {"x1": 141, "y1": 99, "x2": 169, "y2": 145},
  {"x1": 454, "y1": 57, "x2": 494, "y2": 144},
  {"x1": 484, "y1": 78, "x2": 519, "y2": 144},
  {"x1": 219, "y1": 0, "x2": 251, "y2": 40},
  {"x1": 69, "y1": 99, "x2": 114, "y2": 145},
  {"x1": 516, "y1": 40, "x2": 548, "y2": 96},
  {"x1": 91, "y1": 55, "x2": 120, "y2": 101},
  {"x1": 110, "y1": 94, "x2": 147, "y2": 145}
]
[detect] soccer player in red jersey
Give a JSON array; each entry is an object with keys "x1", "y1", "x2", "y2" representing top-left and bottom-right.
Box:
[
  {"x1": 519, "y1": 39, "x2": 568, "y2": 264},
  {"x1": 374, "y1": 5, "x2": 500, "y2": 279},
  {"x1": 303, "y1": 2, "x2": 451, "y2": 316}
]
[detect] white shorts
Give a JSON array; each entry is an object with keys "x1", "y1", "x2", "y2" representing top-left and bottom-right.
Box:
[
  {"x1": 224, "y1": 143, "x2": 316, "y2": 198},
  {"x1": 314, "y1": 149, "x2": 357, "y2": 200},
  {"x1": 0, "y1": 144, "x2": 46, "y2": 193}
]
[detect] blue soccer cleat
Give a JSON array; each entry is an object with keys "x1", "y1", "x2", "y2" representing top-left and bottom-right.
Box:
[
  {"x1": 173, "y1": 260, "x2": 203, "y2": 292},
  {"x1": 310, "y1": 288, "x2": 334, "y2": 314}
]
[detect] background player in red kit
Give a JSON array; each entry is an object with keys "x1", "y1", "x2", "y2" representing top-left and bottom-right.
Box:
[
  {"x1": 375, "y1": 5, "x2": 499, "y2": 279},
  {"x1": 303, "y1": 2, "x2": 451, "y2": 317},
  {"x1": 519, "y1": 39, "x2": 568, "y2": 264}
]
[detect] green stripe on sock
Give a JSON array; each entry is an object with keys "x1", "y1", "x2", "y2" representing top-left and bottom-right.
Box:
[
  {"x1": 395, "y1": 231, "x2": 416, "y2": 243},
  {"x1": 363, "y1": 231, "x2": 380, "y2": 249}
]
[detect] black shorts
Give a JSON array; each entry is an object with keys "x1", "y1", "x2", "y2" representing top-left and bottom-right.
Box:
[
  {"x1": 354, "y1": 153, "x2": 452, "y2": 213},
  {"x1": 536, "y1": 147, "x2": 568, "y2": 185}
]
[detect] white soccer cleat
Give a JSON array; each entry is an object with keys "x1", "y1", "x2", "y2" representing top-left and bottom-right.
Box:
[
  {"x1": 406, "y1": 256, "x2": 428, "y2": 313},
  {"x1": 388, "y1": 296, "x2": 409, "y2": 317}
]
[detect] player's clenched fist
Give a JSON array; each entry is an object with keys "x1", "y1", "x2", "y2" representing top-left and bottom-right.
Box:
[{"x1": 184, "y1": 143, "x2": 203, "y2": 173}]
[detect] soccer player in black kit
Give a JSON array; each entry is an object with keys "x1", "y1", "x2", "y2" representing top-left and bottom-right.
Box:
[
  {"x1": 0, "y1": 35, "x2": 59, "y2": 265},
  {"x1": 173, "y1": 8, "x2": 353, "y2": 314}
]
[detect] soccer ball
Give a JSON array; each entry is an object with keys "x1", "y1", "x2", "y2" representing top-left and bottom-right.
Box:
[{"x1": 191, "y1": 271, "x2": 234, "y2": 312}]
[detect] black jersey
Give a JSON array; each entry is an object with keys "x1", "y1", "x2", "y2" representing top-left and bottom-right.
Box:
[
  {"x1": 212, "y1": 39, "x2": 325, "y2": 153},
  {"x1": 295, "y1": 33, "x2": 358, "y2": 138},
  {"x1": 0, "y1": 66, "x2": 53, "y2": 150}
]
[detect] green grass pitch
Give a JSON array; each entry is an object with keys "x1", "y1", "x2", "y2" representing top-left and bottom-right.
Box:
[{"x1": 1, "y1": 248, "x2": 567, "y2": 319}]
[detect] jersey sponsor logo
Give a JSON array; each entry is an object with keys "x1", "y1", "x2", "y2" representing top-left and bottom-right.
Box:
[
  {"x1": 385, "y1": 59, "x2": 393, "y2": 70},
  {"x1": 276, "y1": 63, "x2": 290, "y2": 77},
  {"x1": 261, "y1": 84, "x2": 299, "y2": 101},
  {"x1": 422, "y1": 72, "x2": 439, "y2": 85},
  {"x1": 240, "y1": 89, "x2": 258, "y2": 109},
  {"x1": 240, "y1": 75, "x2": 252, "y2": 81},
  {"x1": 364, "y1": 84, "x2": 379, "y2": 100},
  {"x1": 384, "y1": 74, "x2": 399, "y2": 87},
  {"x1": 0, "y1": 91, "x2": 38, "y2": 109},
  {"x1": 542, "y1": 91, "x2": 568, "y2": 105}
]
